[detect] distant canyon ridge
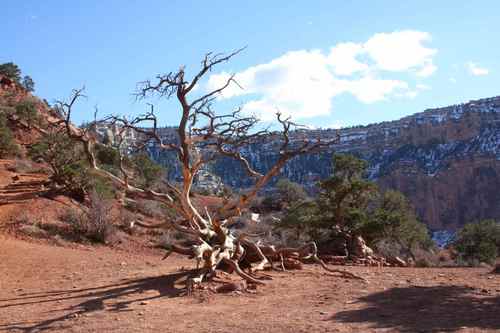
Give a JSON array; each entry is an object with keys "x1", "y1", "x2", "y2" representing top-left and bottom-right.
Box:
[{"x1": 97, "y1": 96, "x2": 500, "y2": 231}]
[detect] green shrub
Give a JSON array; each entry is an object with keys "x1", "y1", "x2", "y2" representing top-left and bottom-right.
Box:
[
  {"x1": 0, "y1": 63, "x2": 35, "y2": 92},
  {"x1": 89, "y1": 172, "x2": 116, "y2": 200},
  {"x1": 29, "y1": 131, "x2": 89, "y2": 200},
  {"x1": 95, "y1": 144, "x2": 121, "y2": 166},
  {"x1": 130, "y1": 152, "x2": 165, "y2": 188},
  {"x1": 0, "y1": 114, "x2": 19, "y2": 157},
  {"x1": 275, "y1": 178, "x2": 309, "y2": 207},
  {"x1": 454, "y1": 220, "x2": 500, "y2": 265},
  {"x1": 21, "y1": 75, "x2": 35, "y2": 92},
  {"x1": 15, "y1": 99, "x2": 40, "y2": 125},
  {"x1": 415, "y1": 258, "x2": 432, "y2": 267},
  {"x1": 260, "y1": 196, "x2": 281, "y2": 211},
  {"x1": 276, "y1": 154, "x2": 434, "y2": 261},
  {"x1": 0, "y1": 62, "x2": 21, "y2": 82},
  {"x1": 361, "y1": 190, "x2": 434, "y2": 251}
]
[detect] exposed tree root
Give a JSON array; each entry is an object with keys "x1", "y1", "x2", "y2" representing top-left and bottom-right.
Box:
[
  {"x1": 221, "y1": 258, "x2": 266, "y2": 285},
  {"x1": 257, "y1": 241, "x2": 367, "y2": 281},
  {"x1": 240, "y1": 239, "x2": 268, "y2": 272},
  {"x1": 311, "y1": 255, "x2": 366, "y2": 281},
  {"x1": 158, "y1": 235, "x2": 367, "y2": 290}
]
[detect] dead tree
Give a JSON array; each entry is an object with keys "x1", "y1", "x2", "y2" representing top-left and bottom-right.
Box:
[{"x1": 54, "y1": 50, "x2": 364, "y2": 286}]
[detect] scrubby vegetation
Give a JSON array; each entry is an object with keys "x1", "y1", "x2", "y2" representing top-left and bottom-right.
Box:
[
  {"x1": 27, "y1": 124, "x2": 164, "y2": 202},
  {"x1": 364, "y1": 190, "x2": 435, "y2": 260},
  {"x1": 0, "y1": 113, "x2": 20, "y2": 157},
  {"x1": 0, "y1": 63, "x2": 22, "y2": 81},
  {"x1": 453, "y1": 219, "x2": 500, "y2": 266},
  {"x1": 0, "y1": 62, "x2": 35, "y2": 92},
  {"x1": 14, "y1": 98, "x2": 41, "y2": 125},
  {"x1": 28, "y1": 131, "x2": 91, "y2": 200},
  {"x1": 130, "y1": 152, "x2": 165, "y2": 189},
  {"x1": 59, "y1": 191, "x2": 117, "y2": 244},
  {"x1": 276, "y1": 154, "x2": 434, "y2": 262}
]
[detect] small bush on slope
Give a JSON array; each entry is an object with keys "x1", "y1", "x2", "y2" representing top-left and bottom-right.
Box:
[
  {"x1": 0, "y1": 62, "x2": 35, "y2": 92},
  {"x1": 453, "y1": 219, "x2": 500, "y2": 266},
  {"x1": 0, "y1": 113, "x2": 20, "y2": 157},
  {"x1": 0, "y1": 63, "x2": 22, "y2": 82},
  {"x1": 130, "y1": 152, "x2": 165, "y2": 189},
  {"x1": 14, "y1": 98, "x2": 40, "y2": 126},
  {"x1": 29, "y1": 131, "x2": 90, "y2": 200},
  {"x1": 60, "y1": 191, "x2": 117, "y2": 244}
]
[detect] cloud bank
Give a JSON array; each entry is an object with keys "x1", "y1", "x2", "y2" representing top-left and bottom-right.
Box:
[{"x1": 207, "y1": 30, "x2": 437, "y2": 120}]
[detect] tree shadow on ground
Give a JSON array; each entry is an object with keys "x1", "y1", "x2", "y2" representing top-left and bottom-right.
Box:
[
  {"x1": 332, "y1": 285, "x2": 500, "y2": 332},
  {"x1": 0, "y1": 270, "x2": 195, "y2": 332}
]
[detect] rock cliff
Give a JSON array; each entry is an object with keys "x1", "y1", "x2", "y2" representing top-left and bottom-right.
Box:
[{"x1": 147, "y1": 96, "x2": 500, "y2": 231}]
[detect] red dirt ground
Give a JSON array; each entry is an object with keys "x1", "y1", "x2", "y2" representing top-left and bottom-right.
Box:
[{"x1": 1, "y1": 234, "x2": 499, "y2": 333}]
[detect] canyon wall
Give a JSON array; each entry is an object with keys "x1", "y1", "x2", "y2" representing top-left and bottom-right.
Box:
[{"x1": 146, "y1": 96, "x2": 500, "y2": 231}]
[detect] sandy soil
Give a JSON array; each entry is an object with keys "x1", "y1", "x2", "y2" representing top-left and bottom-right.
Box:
[{"x1": 0, "y1": 235, "x2": 499, "y2": 333}]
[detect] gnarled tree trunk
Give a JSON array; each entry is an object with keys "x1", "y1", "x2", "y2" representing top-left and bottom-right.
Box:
[{"x1": 49, "y1": 49, "x2": 365, "y2": 290}]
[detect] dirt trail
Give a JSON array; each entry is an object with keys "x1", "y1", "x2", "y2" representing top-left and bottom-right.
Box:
[
  {"x1": 0, "y1": 236, "x2": 499, "y2": 333},
  {"x1": 0, "y1": 159, "x2": 49, "y2": 209},
  {"x1": 0, "y1": 169, "x2": 48, "y2": 207}
]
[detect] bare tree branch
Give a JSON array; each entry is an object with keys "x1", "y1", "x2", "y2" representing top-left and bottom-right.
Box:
[{"x1": 45, "y1": 50, "x2": 361, "y2": 290}]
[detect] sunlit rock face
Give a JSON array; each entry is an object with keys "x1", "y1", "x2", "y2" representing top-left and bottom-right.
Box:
[{"x1": 148, "y1": 96, "x2": 500, "y2": 231}]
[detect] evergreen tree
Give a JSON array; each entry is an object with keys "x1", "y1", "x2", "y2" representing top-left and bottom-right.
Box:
[
  {"x1": 0, "y1": 62, "x2": 21, "y2": 82},
  {"x1": 21, "y1": 75, "x2": 35, "y2": 92}
]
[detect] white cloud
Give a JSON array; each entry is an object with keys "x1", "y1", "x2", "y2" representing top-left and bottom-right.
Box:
[
  {"x1": 466, "y1": 62, "x2": 489, "y2": 76},
  {"x1": 363, "y1": 31, "x2": 437, "y2": 74},
  {"x1": 416, "y1": 63, "x2": 437, "y2": 77},
  {"x1": 328, "y1": 31, "x2": 437, "y2": 77},
  {"x1": 393, "y1": 83, "x2": 431, "y2": 100},
  {"x1": 416, "y1": 83, "x2": 431, "y2": 91},
  {"x1": 208, "y1": 50, "x2": 346, "y2": 120},
  {"x1": 207, "y1": 30, "x2": 437, "y2": 120},
  {"x1": 449, "y1": 77, "x2": 457, "y2": 84},
  {"x1": 346, "y1": 76, "x2": 409, "y2": 103},
  {"x1": 328, "y1": 42, "x2": 368, "y2": 76}
]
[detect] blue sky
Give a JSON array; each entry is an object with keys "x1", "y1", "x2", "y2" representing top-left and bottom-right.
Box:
[{"x1": 2, "y1": 1, "x2": 499, "y2": 128}]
